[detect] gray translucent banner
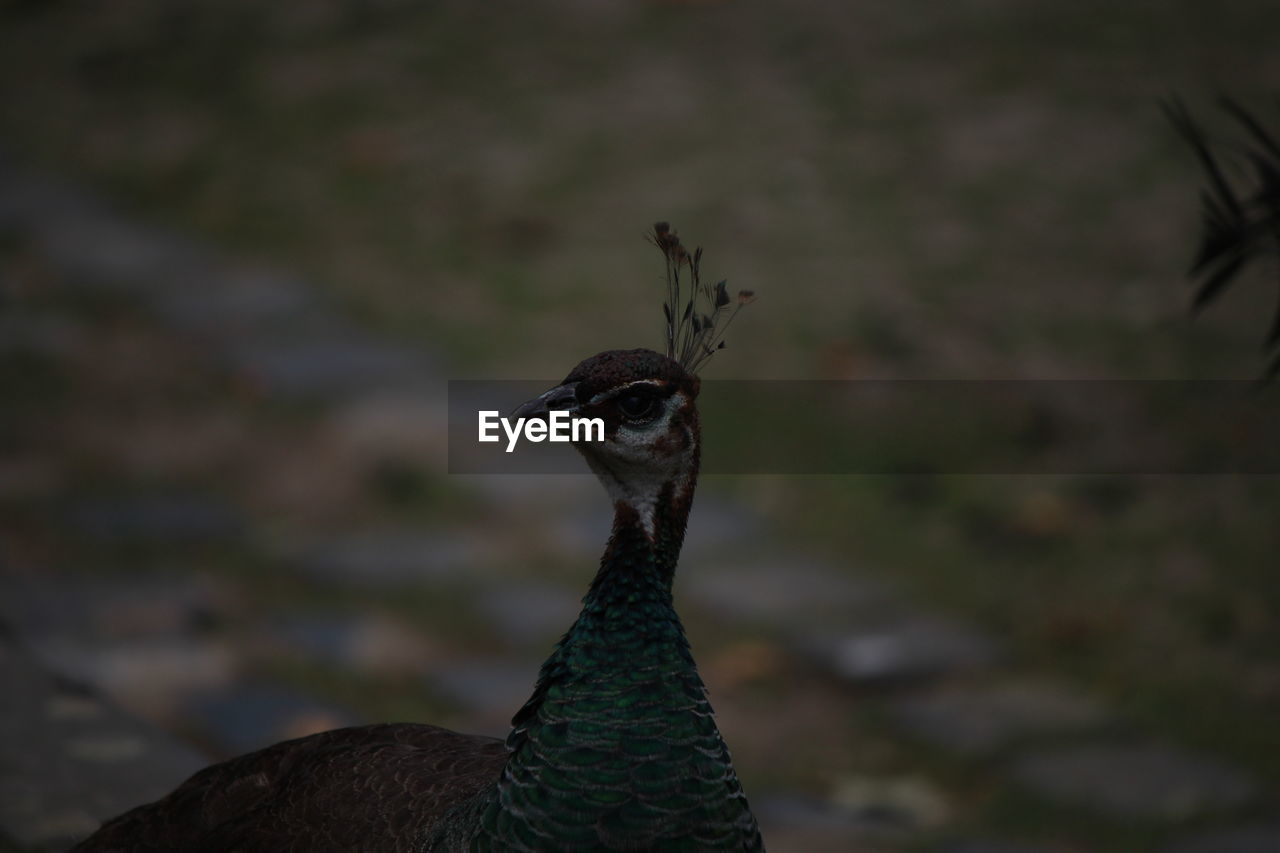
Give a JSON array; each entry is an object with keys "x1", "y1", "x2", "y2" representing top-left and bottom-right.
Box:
[{"x1": 448, "y1": 380, "x2": 1280, "y2": 475}]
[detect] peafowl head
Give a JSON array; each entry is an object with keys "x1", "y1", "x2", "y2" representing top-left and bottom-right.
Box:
[{"x1": 512, "y1": 223, "x2": 754, "y2": 536}]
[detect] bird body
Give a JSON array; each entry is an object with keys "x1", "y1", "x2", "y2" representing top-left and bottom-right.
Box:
[
  {"x1": 74, "y1": 723, "x2": 506, "y2": 852},
  {"x1": 74, "y1": 347, "x2": 764, "y2": 852}
]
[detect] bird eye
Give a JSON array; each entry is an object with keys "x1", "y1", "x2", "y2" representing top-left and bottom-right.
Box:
[{"x1": 616, "y1": 393, "x2": 657, "y2": 421}]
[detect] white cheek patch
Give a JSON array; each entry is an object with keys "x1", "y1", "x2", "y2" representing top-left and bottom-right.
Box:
[
  {"x1": 593, "y1": 466, "x2": 667, "y2": 539},
  {"x1": 592, "y1": 462, "x2": 695, "y2": 540},
  {"x1": 583, "y1": 393, "x2": 697, "y2": 539}
]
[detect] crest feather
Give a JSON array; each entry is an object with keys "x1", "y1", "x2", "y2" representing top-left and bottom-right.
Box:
[{"x1": 648, "y1": 222, "x2": 755, "y2": 374}]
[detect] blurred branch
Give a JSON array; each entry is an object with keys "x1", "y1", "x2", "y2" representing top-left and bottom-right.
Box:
[{"x1": 1165, "y1": 96, "x2": 1280, "y2": 379}]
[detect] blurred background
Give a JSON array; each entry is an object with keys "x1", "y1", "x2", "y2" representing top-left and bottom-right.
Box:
[{"x1": 1, "y1": 1, "x2": 1278, "y2": 851}]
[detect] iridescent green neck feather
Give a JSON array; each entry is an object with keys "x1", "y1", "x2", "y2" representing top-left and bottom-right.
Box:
[{"x1": 425, "y1": 442, "x2": 763, "y2": 851}]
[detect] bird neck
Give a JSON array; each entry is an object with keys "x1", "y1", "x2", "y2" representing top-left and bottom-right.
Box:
[
  {"x1": 443, "y1": 452, "x2": 761, "y2": 850},
  {"x1": 586, "y1": 477, "x2": 696, "y2": 607},
  {"x1": 519, "y1": 466, "x2": 700, "y2": 717},
  {"x1": 489, "y1": 466, "x2": 708, "y2": 794}
]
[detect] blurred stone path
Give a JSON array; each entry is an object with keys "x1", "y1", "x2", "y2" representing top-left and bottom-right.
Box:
[{"x1": 0, "y1": 155, "x2": 1274, "y2": 853}]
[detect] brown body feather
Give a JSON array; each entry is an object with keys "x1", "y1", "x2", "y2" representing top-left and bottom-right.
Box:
[{"x1": 72, "y1": 723, "x2": 506, "y2": 853}]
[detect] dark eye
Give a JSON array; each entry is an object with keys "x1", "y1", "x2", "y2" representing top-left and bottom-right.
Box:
[{"x1": 616, "y1": 393, "x2": 657, "y2": 421}]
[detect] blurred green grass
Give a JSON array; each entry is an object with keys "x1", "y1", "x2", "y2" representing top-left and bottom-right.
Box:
[
  {"x1": 6, "y1": 0, "x2": 1280, "y2": 378},
  {"x1": 3, "y1": 1, "x2": 1278, "y2": 849}
]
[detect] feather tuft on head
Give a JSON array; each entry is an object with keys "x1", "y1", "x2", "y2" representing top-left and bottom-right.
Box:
[{"x1": 648, "y1": 222, "x2": 755, "y2": 374}]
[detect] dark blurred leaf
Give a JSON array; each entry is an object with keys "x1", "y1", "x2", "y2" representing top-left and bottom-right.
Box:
[
  {"x1": 1268, "y1": 292, "x2": 1280, "y2": 347},
  {"x1": 1192, "y1": 253, "x2": 1249, "y2": 313},
  {"x1": 1190, "y1": 194, "x2": 1248, "y2": 275},
  {"x1": 1221, "y1": 95, "x2": 1280, "y2": 160},
  {"x1": 1170, "y1": 97, "x2": 1280, "y2": 382},
  {"x1": 1246, "y1": 151, "x2": 1280, "y2": 192},
  {"x1": 1165, "y1": 98, "x2": 1242, "y2": 218}
]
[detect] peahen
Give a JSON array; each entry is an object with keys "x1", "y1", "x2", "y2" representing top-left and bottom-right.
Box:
[{"x1": 73, "y1": 224, "x2": 765, "y2": 852}]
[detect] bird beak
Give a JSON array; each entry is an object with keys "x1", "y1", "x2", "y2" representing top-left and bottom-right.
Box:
[{"x1": 510, "y1": 382, "x2": 580, "y2": 420}]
